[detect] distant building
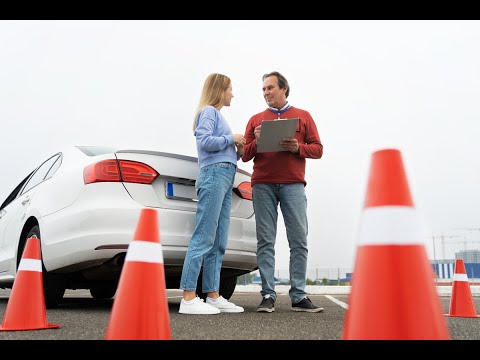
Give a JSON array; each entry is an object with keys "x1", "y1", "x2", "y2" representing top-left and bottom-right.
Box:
[
  {"x1": 251, "y1": 276, "x2": 289, "y2": 285},
  {"x1": 432, "y1": 253, "x2": 480, "y2": 280},
  {"x1": 456, "y1": 250, "x2": 480, "y2": 263},
  {"x1": 314, "y1": 273, "x2": 352, "y2": 286},
  {"x1": 432, "y1": 259, "x2": 455, "y2": 280}
]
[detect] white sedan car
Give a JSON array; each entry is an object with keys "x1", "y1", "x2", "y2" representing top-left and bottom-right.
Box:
[{"x1": 0, "y1": 146, "x2": 257, "y2": 307}]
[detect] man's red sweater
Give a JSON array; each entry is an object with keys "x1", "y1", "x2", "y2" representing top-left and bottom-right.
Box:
[{"x1": 242, "y1": 106, "x2": 323, "y2": 186}]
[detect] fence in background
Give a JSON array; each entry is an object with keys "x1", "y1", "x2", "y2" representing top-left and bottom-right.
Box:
[{"x1": 237, "y1": 268, "x2": 353, "y2": 286}]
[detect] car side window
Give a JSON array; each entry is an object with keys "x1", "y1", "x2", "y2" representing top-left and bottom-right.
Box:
[
  {"x1": 0, "y1": 173, "x2": 32, "y2": 211},
  {"x1": 44, "y1": 154, "x2": 62, "y2": 180},
  {"x1": 21, "y1": 154, "x2": 61, "y2": 195}
]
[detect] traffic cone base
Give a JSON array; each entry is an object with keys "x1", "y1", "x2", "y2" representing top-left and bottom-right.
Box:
[
  {"x1": 0, "y1": 323, "x2": 60, "y2": 331},
  {"x1": 345, "y1": 245, "x2": 449, "y2": 339},
  {"x1": 105, "y1": 261, "x2": 170, "y2": 339},
  {"x1": 0, "y1": 238, "x2": 60, "y2": 331}
]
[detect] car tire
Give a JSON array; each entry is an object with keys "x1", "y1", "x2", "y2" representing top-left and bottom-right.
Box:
[
  {"x1": 22, "y1": 225, "x2": 66, "y2": 309},
  {"x1": 90, "y1": 281, "x2": 117, "y2": 299},
  {"x1": 195, "y1": 276, "x2": 237, "y2": 300}
]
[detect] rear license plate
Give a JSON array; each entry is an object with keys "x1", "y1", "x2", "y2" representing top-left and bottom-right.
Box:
[{"x1": 166, "y1": 182, "x2": 198, "y2": 202}]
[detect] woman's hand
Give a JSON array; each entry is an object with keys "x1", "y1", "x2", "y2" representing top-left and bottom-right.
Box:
[
  {"x1": 236, "y1": 143, "x2": 244, "y2": 157},
  {"x1": 233, "y1": 134, "x2": 246, "y2": 147}
]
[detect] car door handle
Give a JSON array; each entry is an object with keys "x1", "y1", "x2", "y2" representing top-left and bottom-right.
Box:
[{"x1": 21, "y1": 196, "x2": 30, "y2": 205}]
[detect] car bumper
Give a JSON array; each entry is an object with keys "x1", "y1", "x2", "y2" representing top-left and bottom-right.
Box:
[{"x1": 41, "y1": 203, "x2": 257, "y2": 274}]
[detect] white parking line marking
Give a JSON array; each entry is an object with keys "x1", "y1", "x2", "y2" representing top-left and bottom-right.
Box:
[{"x1": 325, "y1": 295, "x2": 348, "y2": 309}]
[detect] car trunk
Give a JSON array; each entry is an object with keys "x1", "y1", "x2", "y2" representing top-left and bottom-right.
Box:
[{"x1": 115, "y1": 150, "x2": 254, "y2": 219}]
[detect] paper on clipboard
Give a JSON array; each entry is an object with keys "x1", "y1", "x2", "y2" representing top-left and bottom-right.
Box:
[{"x1": 257, "y1": 118, "x2": 299, "y2": 153}]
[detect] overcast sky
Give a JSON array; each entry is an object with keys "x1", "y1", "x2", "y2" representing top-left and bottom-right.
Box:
[{"x1": 1, "y1": 20, "x2": 479, "y2": 274}]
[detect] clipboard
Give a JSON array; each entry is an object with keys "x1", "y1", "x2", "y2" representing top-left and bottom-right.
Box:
[{"x1": 256, "y1": 118, "x2": 299, "y2": 153}]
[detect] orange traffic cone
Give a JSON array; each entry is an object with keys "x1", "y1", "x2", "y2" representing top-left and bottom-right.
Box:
[
  {"x1": 342, "y1": 149, "x2": 450, "y2": 339},
  {"x1": 0, "y1": 237, "x2": 60, "y2": 331},
  {"x1": 446, "y1": 259, "x2": 479, "y2": 317},
  {"x1": 105, "y1": 208, "x2": 171, "y2": 340}
]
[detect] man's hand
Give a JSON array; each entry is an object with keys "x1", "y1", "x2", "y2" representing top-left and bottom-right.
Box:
[
  {"x1": 280, "y1": 137, "x2": 300, "y2": 154},
  {"x1": 254, "y1": 125, "x2": 261, "y2": 142}
]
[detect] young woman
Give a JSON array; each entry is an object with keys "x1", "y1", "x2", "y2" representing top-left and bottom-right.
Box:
[{"x1": 179, "y1": 73, "x2": 246, "y2": 315}]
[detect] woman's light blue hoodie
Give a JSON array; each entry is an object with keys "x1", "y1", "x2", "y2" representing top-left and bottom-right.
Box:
[{"x1": 194, "y1": 105, "x2": 239, "y2": 169}]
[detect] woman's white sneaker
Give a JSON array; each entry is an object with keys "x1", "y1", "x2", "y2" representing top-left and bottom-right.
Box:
[
  {"x1": 179, "y1": 297, "x2": 220, "y2": 315},
  {"x1": 206, "y1": 296, "x2": 244, "y2": 313}
]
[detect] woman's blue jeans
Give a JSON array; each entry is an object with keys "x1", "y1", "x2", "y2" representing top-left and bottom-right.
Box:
[
  {"x1": 180, "y1": 162, "x2": 236, "y2": 293},
  {"x1": 252, "y1": 183, "x2": 308, "y2": 303}
]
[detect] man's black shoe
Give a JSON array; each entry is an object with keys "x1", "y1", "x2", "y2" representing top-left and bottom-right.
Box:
[
  {"x1": 292, "y1": 297, "x2": 324, "y2": 313},
  {"x1": 257, "y1": 296, "x2": 275, "y2": 313}
]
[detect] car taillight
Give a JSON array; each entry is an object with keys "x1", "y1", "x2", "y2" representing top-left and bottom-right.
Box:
[
  {"x1": 84, "y1": 160, "x2": 158, "y2": 185},
  {"x1": 118, "y1": 160, "x2": 158, "y2": 184},
  {"x1": 234, "y1": 181, "x2": 252, "y2": 201},
  {"x1": 84, "y1": 160, "x2": 120, "y2": 184}
]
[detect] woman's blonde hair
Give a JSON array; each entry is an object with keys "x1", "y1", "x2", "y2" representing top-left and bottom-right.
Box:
[{"x1": 193, "y1": 73, "x2": 231, "y2": 131}]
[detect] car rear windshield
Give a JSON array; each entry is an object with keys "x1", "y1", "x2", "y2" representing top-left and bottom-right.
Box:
[{"x1": 76, "y1": 146, "x2": 119, "y2": 157}]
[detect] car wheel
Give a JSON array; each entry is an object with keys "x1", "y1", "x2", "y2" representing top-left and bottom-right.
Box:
[
  {"x1": 22, "y1": 225, "x2": 66, "y2": 309},
  {"x1": 90, "y1": 282, "x2": 117, "y2": 299},
  {"x1": 195, "y1": 276, "x2": 237, "y2": 300}
]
